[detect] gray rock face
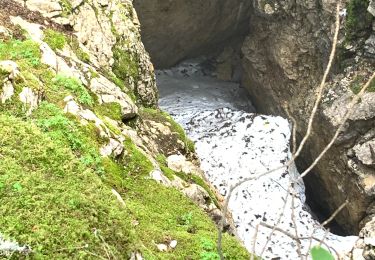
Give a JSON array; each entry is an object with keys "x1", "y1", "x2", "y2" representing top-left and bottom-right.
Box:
[
  {"x1": 133, "y1": 0, "x2": 252, "y2": 68},
  {"x1": 240, "y1": 0, "x2": 375, "y2": 235}
]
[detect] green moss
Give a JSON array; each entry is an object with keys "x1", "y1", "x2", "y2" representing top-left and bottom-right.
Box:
[
  {"x1": 0, "y1": 33, "x2": 250, "y2": 260},
  {"x1": 0, "y1": 39, "x2": 41, "y2": 69},
  {"x1": 94, "y1": 102, "x2": 123, "y2": 121},
  {"x1": 32, "y1": 102, "x2": 105, "y2": 175},
  {"x1": 156, "y1": 154, "x2": 176, "y2": 180},
  {"x1": 112, "y1": 42, "x2": 139, "y2": 82},
  {"x1": 67, "y1": 36, "x2": 90, "y2": 63},
  {"x1": 141, "y1": 108, "x2": 196, "y2": 153},
  {"x1": 0, "y1": 68, "x2": 9, "y2": 82},
  {"x1": 43, "y1": 29, "x2": 66, "y2": 51},
  {"x1": 156, "y1": 154, "x2": 219, "y2": 207},
  {"x1": 350, "y1": 75, "x2": 375, "y2": 94},
  {"x1": 102, "y1": 155, "x2": 250, "y2": 259},
  {"x1": 89, "y1": 67, "x2": 99, "y2": 78},
  {"x1": 345, "y1": 0, "x2": 373, "y2": 41},
  {"x1": 52, "y1": 74, "x2": 94, "y2": 106},
  {"x1": 59, "y1": 0, "x2": 73, "y2": 17},
  {"x1": 0, "y1": 114, "x2": 134, "y2": 258},
  {"x1": 121, "y1": 138, "x2": 154, "y2": 176}
]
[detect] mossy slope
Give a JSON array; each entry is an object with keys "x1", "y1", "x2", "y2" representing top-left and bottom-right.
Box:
[{"x1": 0, "y1": 1, "x2": 250, "y2": 258}]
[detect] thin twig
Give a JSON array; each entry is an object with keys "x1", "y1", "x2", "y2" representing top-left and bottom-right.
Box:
[
  {"x1": 259, "y1": 182, "x2": 292, "y2": 257},
  {"x1": 305, "y1": 228, "x2": 316, "y2": 260},
  {"x1": 321, "y1": 200, "x2": 348, "y2": 227},
  {"x1": 291, "y1": 186, "x2": 303, "y2": 259},
  {"x1": 258, "y1": 222, "x2": 339, "y2": 259},
  {"x1": 318, "y1": 228, "x2": 330, "y2": 248},
  {"x1": 250, "y1": 223, "x2": 260, "y2": 260}
]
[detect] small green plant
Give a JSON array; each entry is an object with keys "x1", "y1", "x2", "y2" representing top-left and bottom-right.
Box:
[
  {"x1": 43, "y1": 29, "x2": 66, "y2": 51},
  {"x1": 200, "y1": 238, "x2": 220, "y2": 260},
  {"x1": 178, "y1": 212, "x2": 193, "y2": 226},
  {"x1": 0, "y1": 39, "x2": 41, "y2": 68},
  {"x1": 52, "y1": 74, "x2": 94, "y2": 105},
  {"x1": 34, "y1": 102, "x2": 105, "y2": 175},
  {"x1": 310, "y1": 246, "x2": 334, "y2": 260},
  {"x1": 59, "y1": 0, "x2": 73, "y2": 17}
]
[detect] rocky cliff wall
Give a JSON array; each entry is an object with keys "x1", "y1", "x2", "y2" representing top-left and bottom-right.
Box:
[
  {"x1": 133, "y1": 0, "x2": 252, "y2": 68},
  {"x1": 241, "y1": 0, "x2": 375, "y2": 236}
]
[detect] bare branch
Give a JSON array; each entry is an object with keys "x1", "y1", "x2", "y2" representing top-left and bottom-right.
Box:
[
  {"x1": 291, "y1": 186, "x2": 303, "y2": 259},
  {"x1": 258, "y1": 222, "x2": 339, "y2": 259},
  {"x1": 259, "y1": 182, "x2": 292, "y2": 257},
  {"x1": 321, "y1": 200, "x2": 348, "y2": 227},
  {"x1": 250, "y1": 223, "x2": 260, "y2": 260}
]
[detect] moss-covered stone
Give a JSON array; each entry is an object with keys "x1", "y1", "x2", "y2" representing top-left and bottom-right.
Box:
[
  {"x1": 52, "y1": 74, "x2": 94, "y2": 106},
  {"x1": 0, "y1": 39, "x2": 41, "y2": 69},
  {"x1": 156, "y1": 154, "x2": 219, "y2": 207},
  {"x1": 43, "y1": 29, "x2": 66, "y2": 51},
  {"x1": 141, "y1": 107, "x2": 196, "y2": 153},
  {"x1": 94, "y1": 102, "x2": 123, "y2": 121},
  {"x1": 345, "y1": 0, "x2": 374, "y2": 41},
  {"x1": 112, "y1": 41, "x2": 139, "y2": 82},
  {"x1": 59, "y1": 0, "x2": 73, "y2": 17}
]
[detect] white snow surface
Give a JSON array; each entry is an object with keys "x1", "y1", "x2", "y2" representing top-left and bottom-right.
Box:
[{"x1": 157, "y1": 60, "x2": 357, "y2": 259}]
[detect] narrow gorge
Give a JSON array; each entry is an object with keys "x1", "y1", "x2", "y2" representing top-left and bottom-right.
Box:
[
  {"x1": 134, "y1": 0, "x2": 375, "y2": 258},
  {"x1": 0, "y1": 0, "x2": 374, "y2": 259}
]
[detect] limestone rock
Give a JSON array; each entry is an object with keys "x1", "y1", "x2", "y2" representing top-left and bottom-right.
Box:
[
  {"x1": 130, "y1": 252, "x2": 143, "y2": 260},
  {"x1": 19, "y1": 87, "x2": 40, "y2": 115},
  {"x1": 156, "y1": 243, "x2": 167, "y2": 252},
  {"x1": 353, "y1": 217, "x2": 375, "y2": 259},
  {"x1": 368, "y1": 0, "x2": 375, "y2": 17},
  {"x1": 167, "y1": 154, "x2": 196, "y2": 174},
  {"x1": 169, "y1": 240, "x2": 177, "y2": 249},
  {"x1": 1, "y1": 81, "x2": 15, "y2": 103},
  {"x1": 19, "y1": 0, "x2": 158, "y2": 107},
  {"x1": 0, "y1": 233, "x2": 31, "y2": 256},
  {"x1": 89, "y1": 76, "x2": 138, "y2": 119},
  {"x1": 24, "y1": 0, "x2": 62, "y2": 18},
  {"x1": 182, "y1": 184, "x2": 211, "y2": 210},
  {"x1": 364, "y1": 34, "x2": 375, "y2": 58},
  {"x1": 354, "y1": 139, "x2": 375, "y2": 166}
]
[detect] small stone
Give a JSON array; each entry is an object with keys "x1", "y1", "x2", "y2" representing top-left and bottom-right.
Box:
[
  {"x1": 0, "y1": 60, "x2": 20, "y2": 80},
  {"x1": 156, "y1": 244, "x2": 168, "y2": 252},
  {"x1": 169, "y1": 240, "x2": 177, "y2": 249}
]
